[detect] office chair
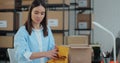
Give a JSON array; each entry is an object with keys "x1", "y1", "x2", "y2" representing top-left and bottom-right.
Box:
[
  {"x1": 7, "y1": 48, "x2": 17, "y2": 63},
  {"x1": 0, "y1": 48, "x2": 7, "y2": 61}
]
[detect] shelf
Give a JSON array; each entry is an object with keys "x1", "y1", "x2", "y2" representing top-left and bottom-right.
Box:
[
  {"x1": 75, "y1": 28, "x2": 91, "y2": 31},
  {"x1": 0, "y1": 30, "x2": 68, "y2": 34},
  {"x1": 21, "y1": 4, "x2": 69, "y2": 11},
  {"x1": 75, "y1": 7, "x2": 93, "y2": 10},
  {"x1": 47, "y1": 7, "x2": 93, "y2": 11},
  {"x1": 0, "y1": 30, "x2": 17, "y2": 34},
  {"x1": 0, "y1": 8, "x2": 22, "y2": 12},
  {"x1": 0, "y1": 9, "x2": 17, "y2": 12},
  {"x1": 52, "y1": 30, "x2": 69, "y2": 33},
  {"x1": 70, "y1": 3, "x2": 78, "y2": 6},
  {"x1": 47, "y1": 4, "x2": 69, "y2": 8},
  {"x1": 47, "y1": 8, "x2": 69, "y2": 11}
]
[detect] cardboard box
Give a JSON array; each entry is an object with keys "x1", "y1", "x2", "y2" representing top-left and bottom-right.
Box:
[
  {"x1": 0, "y1": 12, "x2": 19, "y2": 31},
  {"x1": 47, "y1": 0, "x2": 70, "y2": 5},
  {"x1": 22, "y1": 0, "x2": 33, "y2": 6},
  {"x1": 66, "y1": 35, "x2": 89, "y2": 45},
  {"x1": 0, "y1": 0, "x2": 15, "y2": 9},
  {"x1": 53, "y1": 33, "x2": 63, "y2": 45},
  {"x1": 69, "y1": 44, "x2": 92, "y2": 63},
  {"x1": 0, "y1": 12, "x2": 14, "y2": 31},
  {"x1": 21, "y1": 11, "x2": 28, "y2": 25},
  {"x1": 47, "y1": 11, "x2": 68, "y2": 30},
  {"x1": 77, "y1": 14, "x2": 91, "y2": 29},
  {"x1": 77, "y1": 0, "x2": 91, "y2": 8},
  {"x1": 0, "y1": 36, "x2": 13, "y2": 48}
]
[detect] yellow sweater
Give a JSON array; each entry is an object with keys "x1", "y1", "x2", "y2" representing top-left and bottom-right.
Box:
[{"x1": 47, "y1": 46, "x2": 69, "y2": 63}]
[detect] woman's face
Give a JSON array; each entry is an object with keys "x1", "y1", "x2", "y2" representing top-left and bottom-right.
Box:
[{"x1": 31, "y1": 5, "x2": 45, "y2": 25}]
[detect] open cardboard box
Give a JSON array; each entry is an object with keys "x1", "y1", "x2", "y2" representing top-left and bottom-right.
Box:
[
  {"x1": 69, "y1": 44, "x2": 92, "y2": 63},
  {"x1": 47, "y1": 44, "x2": 92, "y2": 63}
]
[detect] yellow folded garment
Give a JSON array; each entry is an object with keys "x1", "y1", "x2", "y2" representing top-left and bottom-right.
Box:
[{"x1": 47, "y1": 45, "x2": 69, "y2": 63}]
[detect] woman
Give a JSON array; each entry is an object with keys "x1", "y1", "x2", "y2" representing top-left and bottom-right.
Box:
[{"x1": 14, "y1": 0, "x2": 58, "y2": 63}]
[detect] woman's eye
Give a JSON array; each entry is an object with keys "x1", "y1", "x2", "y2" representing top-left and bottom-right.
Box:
[
  {"x1": 41, "y1": 12, "x2": 45, "y2": 15},
  {"x1": 35, "y1": 12, "x2": 39, "y2": 14}
]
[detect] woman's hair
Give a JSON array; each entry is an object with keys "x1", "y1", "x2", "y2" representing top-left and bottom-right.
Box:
[{"x1": 24, "y1": 0, "x2": 48, "y2": 37}]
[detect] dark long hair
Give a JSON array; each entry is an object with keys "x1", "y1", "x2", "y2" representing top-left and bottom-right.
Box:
[{"x1": 24, "y1": 0, "x2": 48, "y2": 37}]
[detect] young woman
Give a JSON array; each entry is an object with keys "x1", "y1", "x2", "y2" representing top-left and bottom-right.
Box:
[{"x1": 14, "y1": 0, "x2": 58, "y2": 63}]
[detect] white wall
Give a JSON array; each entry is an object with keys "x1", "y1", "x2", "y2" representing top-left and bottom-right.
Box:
[{"x1": 93, "y1": 0, "x2": 120, "y2": 52}]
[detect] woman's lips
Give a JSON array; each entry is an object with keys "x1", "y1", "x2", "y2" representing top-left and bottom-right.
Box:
[{"x1": 36, "y1": 19, "x2": 41, "y2": 22}]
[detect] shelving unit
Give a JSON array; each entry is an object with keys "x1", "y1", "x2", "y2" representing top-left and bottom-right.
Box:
[
  {"x1": 46, "y1": 0, "x2": 70, "y2": 45},
  {"x1": 0, "y1": 0, "x2": 21, "y2": 48},
  {"x1": 0, "y1": 0, "x2": 95, "y2": 62},
  {"x1": 0, "y1": 0, "x2": 21, "y2": 61},
  {"x1": 73, "y1": 0, "x2": 93, "y2": 44}
]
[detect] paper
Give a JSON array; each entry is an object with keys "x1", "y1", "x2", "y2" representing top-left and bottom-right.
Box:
[
  {"x1": 78, "y1": 0, "x2": 87, "y2": 7},
  {"x1": 78, "y1": 22, "x2": 87, "y2": 29},
  {"x1": 0, "y1": 20, "x2": 7, "y2": 28},
  {"x1": 48, "y1": 19, "x2": 58, "y2": 27}
]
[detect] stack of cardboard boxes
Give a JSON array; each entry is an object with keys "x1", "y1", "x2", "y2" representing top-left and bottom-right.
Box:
[
  {"x1": 66, "y1": 0, "x2": 92, "y2": 63},
  {"x1": 0, "y1": 12, "x2": 14, "y2": 48},
  {"x1": 0, "y1": 0, "x2": 19, "y2": 48},
  {"x1": 47, "y1": 11, "x2": 68, "y2": 45},
  {"x1": 46, "y1": 0, "x2": 70, "y2": 45},
  {"x1": 66, "y1": 35, "x2": 92, "y2": 63}
]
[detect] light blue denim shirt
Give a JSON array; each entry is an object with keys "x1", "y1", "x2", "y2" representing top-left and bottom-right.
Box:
[{"x1": 14, "y1": 26, "x2": 55, "y2": 63}]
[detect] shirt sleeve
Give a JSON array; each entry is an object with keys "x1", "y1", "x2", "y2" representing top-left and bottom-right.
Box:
[
  {"x1": 24, "y1": 51, "x2": 32, "y2": 61},
  {"x1": 14, "y1": 26, "x2": 32, "y2": 62}
]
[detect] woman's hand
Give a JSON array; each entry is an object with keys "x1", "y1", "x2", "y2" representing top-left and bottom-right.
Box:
[{"x1": 45, "y1": 46, "x2": 58, "y2": 59}]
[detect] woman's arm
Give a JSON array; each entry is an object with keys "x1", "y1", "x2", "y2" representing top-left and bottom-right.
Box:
[{"x1": 30, "y1": 47, "x2": 58, "y2": 60}]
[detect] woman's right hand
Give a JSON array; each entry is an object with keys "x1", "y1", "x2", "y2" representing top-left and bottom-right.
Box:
[{"x1": 45, "y1": 46, "x2": 58, "y2": 59}]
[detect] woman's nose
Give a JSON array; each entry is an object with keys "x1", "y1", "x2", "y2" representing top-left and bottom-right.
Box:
[{"x1": 37, "y1": 14, "x2": 42, "y2": 18}]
